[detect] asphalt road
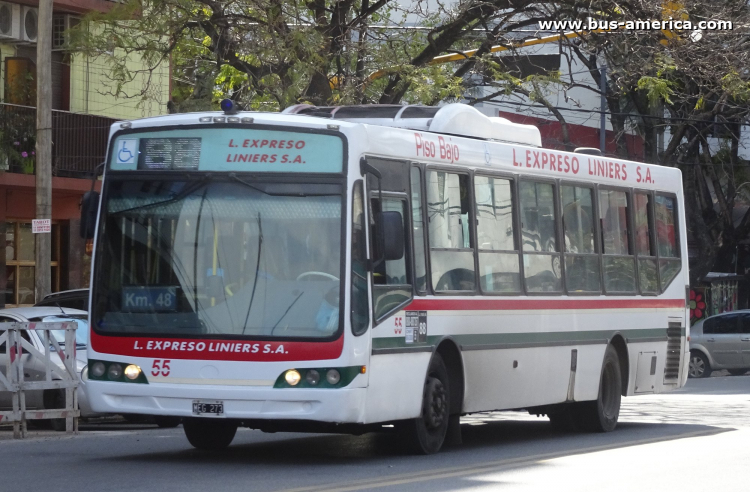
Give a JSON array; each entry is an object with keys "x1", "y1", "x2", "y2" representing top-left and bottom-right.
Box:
[{"x1": 1, "y1": 374, "x2": 749, "y2": 492}]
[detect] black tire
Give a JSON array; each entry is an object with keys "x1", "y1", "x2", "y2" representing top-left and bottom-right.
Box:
[
  {"x1": 688, "y1": 351, "x2": 711, "y2": 379},
  {"x1": 183, "y1": 418, "x2": 238, "y2": 450},
  {"x1": 727, "y1": 369, "x2": 748, "y2": 376},
  {"x1": 44, "y1": 389, "x2": 67, "y2": 432},
  {"x1": 574, "y1": 345, "x2": 622, "y2": 432},
  {"x1": 154, "y1": 416, "x2": 182, "y2": 428},
  {"x1": 401, "y1": 354, "x2": 450, "y2": 455}
]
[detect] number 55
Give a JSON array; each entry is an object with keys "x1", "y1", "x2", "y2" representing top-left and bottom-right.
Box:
[{"x1": 151, "y1": 359, "x2": 171, "y2": 377}]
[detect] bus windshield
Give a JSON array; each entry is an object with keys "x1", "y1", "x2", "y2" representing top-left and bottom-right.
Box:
[{"x1": 92, "y1": 178, "x2": 343, "y2": 339}]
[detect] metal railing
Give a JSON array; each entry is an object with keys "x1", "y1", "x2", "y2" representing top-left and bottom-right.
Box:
[
  {"x1": 0, "y1": 103, "x2": 118, "y2": 178},
  {"x1": 0, "y1": 322, "x2": 79, "y2": 438}
]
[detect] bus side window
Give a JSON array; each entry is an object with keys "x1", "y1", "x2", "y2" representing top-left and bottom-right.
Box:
[
  {"x1": 519, "y1": 180, "x2": 562, "y2": 293},
  {"x1": 370, "y1": 197, "x2": 412, "y2": 320},
  {"x1": 634, "y1": 192, "x2": 658, "y2": 294},
  {"x1": 427, "y1": 171, "x2": 476, "y2": 292},
  {"x1": 351, "y1": 181, "x2": 369, "y2": 335},
  {"x1": 411, "y1": 167, "x2": 428, "y2": 293},
  {"x1": 655, "y1": 194, "x2": 681, "y2": 290},
  {"x1": 474, "y1": 175, "x2": 520, "y2": 293},
  {"x1": 599, "y1": 189, "x2": 636, "y2": 293},
  {"x1": 561, "y1": 184, "x2": 600, "y2": 293}
]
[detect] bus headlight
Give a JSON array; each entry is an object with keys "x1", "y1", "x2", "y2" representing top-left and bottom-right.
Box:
[
  {"x1": 305, "y1": 369, "x2": 320, "y2": 385},
  {"x1": 124, "y1": 365, "x2": 142, "y2": 380},
  {"x1": 285, "y1": 369, "x2": 301, "y2": 386},
  {"x1": 108, "y1": 363, "x2": 123, "y2": 380},
  {"x1": 91, "y1": 361, "x2": 106, "y2": 378},
  {"x1": 326, "y1": 369, "x2": 341, "y2": 385}
]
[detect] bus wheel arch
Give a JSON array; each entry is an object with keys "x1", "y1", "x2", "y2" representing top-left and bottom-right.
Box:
[{"x1": 608, "y1": 334, "x2": 630, "y2": 396}]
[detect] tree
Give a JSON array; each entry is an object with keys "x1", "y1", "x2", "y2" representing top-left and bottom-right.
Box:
[{"x1": 70, "y1": 0, "x2": 594, "y2": 111}]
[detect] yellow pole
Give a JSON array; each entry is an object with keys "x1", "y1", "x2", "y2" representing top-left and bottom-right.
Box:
[{"x1": 367, "y1": 30, "x2": 605, "y2": 82}]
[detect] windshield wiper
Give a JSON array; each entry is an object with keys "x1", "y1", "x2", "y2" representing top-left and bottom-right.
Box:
[
  {"x1": 241, "y1": 212, "x2": 263, "y2": 335},
  {"x1": 110, "y1": 174, "x2": 213, "y2": 216}
]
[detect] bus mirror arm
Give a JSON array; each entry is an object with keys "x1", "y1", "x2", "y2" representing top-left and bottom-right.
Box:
[
  {"x1": 361, "y1": 159, "x2": 386, "y2": 272},
  {"x1": 80, "y1": 190, "x2": 100, "y2": 239},
  {"x1": 80, "y1": 162, "x2": 105, "y2": 239}
]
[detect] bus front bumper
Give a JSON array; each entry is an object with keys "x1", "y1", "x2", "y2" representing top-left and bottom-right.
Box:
[{"x1": 87, "y1": 381, "x2": 367, "y2": 423}]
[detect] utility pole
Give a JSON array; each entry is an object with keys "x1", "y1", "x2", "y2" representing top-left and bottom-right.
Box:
[{"x1": 35, "y1": 0, "x2": 53, "y2": 302}]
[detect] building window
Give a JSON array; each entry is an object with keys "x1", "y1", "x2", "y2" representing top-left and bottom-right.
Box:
[{"x1": 4, "y1": 221, "x2": 60, "y2": 306}]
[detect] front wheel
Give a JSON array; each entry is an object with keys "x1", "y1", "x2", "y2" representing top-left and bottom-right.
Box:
[
  {"x1": 688, "y1": 351, "x2": 711, "y2": 379},
  {"x1": 401, "y1": 354, "x2": 450, "y2": 455},
  {"x1": 183, "y1": 418, "x2": 238, "y2": 450},
  {"x1": 574, "y1": 344, "x2": 622, "y2": 432}
]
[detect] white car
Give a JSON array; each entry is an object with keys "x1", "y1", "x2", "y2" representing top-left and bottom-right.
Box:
[{"x1": 0, "y1": 307, "x2": 97, "y2": 428}]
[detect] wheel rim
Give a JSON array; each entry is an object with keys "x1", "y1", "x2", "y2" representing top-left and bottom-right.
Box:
[
  {"x1": 689, "y1": 356, "x2": 705, "y2": 377},
  {"x1": 601, "y1": 362, "x2": 618, "y2": 419},
  {"x1": 423, "y1": 376, "x2": 447, "y2": 430}
]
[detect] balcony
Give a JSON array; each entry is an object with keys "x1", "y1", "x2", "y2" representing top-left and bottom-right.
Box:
[{"x1": 0, "y1": 102, "x2": 118, "y2": 178}]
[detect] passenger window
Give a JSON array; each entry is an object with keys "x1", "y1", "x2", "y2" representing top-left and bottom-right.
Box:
[
  {"x1": 634, "y1": 193, "x2": 658, "y2": 293},
  {"x1": 370, "y1": 197, "x2": 412, "y2": 319},
  {"x1": 519, "y1": 181, "x2": 561, "y2": 292},
  {"x1": 655, "y1": 195, "x2": 681, "y2": 290},
  {"x1": 599, "y1": 189, "x2": 635, "y2": 292},
  {"x1": 740, "y1": 314, "x2": 750, "y2": 334},
  {"x1": 427, "y1": 171, "x2": 475, "y2": 291},
  {"x1": 475, "y1": 176, "x2": 520, "y2": 293},
  {"x1": 350, "y1": 181, "x2": 369, "y2": 335},
  {"x1": 411, "y1": 167, "x2": 428, "y2": 293},
  {"x1": 712, "y1": 314, "x2": 740, "y2": 334},
  {"x1": 561, "y1": 185, "x2": 600, "y2": 292}
]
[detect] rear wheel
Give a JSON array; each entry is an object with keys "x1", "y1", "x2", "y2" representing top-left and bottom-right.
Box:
[
  {"x1": 183, "y1": 418, "x2": 238, "y2": 450},
  {"x1": 689, "y1": 351, "x2": 711, "y2": 378},
  {"x1": 574, "y1": 345, "x2": 621, "y2": 432},
  {"x1": 401, "y1": 354, "x2": 450, "y2": 454},
  {"x1": 727, "y1": 369, "x2": 748, "y2": 376}
]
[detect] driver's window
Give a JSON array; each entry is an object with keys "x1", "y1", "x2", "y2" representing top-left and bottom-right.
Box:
[{"x1": 370, "y1": 197, "x2": 412, "y2": 320}]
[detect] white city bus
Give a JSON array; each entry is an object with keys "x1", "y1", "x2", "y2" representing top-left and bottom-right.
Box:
[{"x1": 82, "y1": 102, "x2": 689, "y2": 453}]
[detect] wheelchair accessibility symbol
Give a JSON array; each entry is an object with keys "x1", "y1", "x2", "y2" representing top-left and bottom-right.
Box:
[{"x1": 116, "y1": 139, "x2": 138, "y2": 165}]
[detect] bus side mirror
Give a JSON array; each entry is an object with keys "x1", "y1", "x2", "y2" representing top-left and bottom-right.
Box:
[
  {"x1": 80, "y1": 191, "x2": 100, "y2": 239},
  {"x1": 382, "y1": 211, "x2": 404, "y2": 261}
]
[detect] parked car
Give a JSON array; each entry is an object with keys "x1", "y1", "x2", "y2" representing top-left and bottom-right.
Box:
[
  {"x1": 0, "y1": 307, "x2": 97, "y2": 429},
  {"x1": 689, "y1": 310, "x2": 750, "y2": 378},
  {"x1": 34, "y1": 288, "x2": 89, "y2": 311}
]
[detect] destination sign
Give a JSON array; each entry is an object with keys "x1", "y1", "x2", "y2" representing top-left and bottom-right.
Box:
[{"x1": 110, "y1": 127, "x2": 343, "y2": 173}]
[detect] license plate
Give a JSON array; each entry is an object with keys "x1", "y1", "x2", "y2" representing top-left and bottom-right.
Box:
[{"x1": 192, "y1": 400, "x2": 224, "y2": 416}]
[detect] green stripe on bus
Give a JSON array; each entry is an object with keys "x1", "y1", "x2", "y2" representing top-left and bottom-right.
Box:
[{"x1": 371, "y1": 327, "x2": 684, "y2": 351}]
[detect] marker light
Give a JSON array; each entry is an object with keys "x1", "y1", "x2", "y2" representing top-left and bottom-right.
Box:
[
  {"x1": 305, "y1": 369, "x2": 321, "y2": 385},
  {"x1": 220, "y1": 99, "x2": 240, "y2": 115},
  {"x1": 326, "y1": 369, "x2": 341, "y2": 385},
  {"x1": 124, "y1": 364, "x2": 142, "y2": 380},
  {"x1": 285, "y1": 369, "x2": 301, "y2": 386},
  {"x1": 108, "y1": 363, "x2": 123, "y2": 380},
  {"x1": 91, "y1": 361, "x2": 106, "y2": 378}
]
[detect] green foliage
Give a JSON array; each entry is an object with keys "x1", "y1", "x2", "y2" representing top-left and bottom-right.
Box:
[{"x1": 636, "y1": 76, "x2": 675, "y2": 106}]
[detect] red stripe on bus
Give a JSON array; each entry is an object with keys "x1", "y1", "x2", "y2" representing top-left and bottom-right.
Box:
[
  {"x1": 89, "y1": 331, "x2": 345, "y2": 362},
  {"x1": 404, "y1": 298, "x2": 685, "y2": 311}
]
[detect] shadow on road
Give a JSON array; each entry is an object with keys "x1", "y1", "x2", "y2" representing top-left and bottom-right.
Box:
[{"x1": 97, "y1": 417, "x2": 731, "y2": 468}]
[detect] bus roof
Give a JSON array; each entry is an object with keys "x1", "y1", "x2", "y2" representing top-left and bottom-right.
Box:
[{"x1": 109, "y1": 104, "x2": 682, "y2": 193}]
